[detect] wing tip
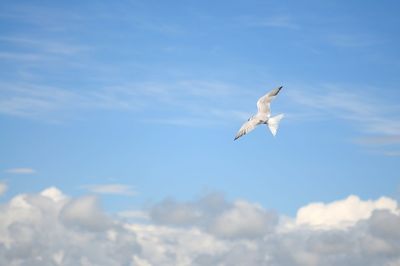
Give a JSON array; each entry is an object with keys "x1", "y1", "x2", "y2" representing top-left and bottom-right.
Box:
[
  {"x1": 234, "y1": 132, "x2": 244, "y2": 141},
  {"x1": 268, "y1": 86, "x2": 283, "y2": 97}
]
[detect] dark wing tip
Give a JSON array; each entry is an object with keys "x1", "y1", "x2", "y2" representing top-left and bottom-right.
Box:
[
  {"x1": 271, "y1": 86, "x2": 283, "y2": 96},
  {"x1": 234, "y1": 132, "x2": 243, "y2": 140}
]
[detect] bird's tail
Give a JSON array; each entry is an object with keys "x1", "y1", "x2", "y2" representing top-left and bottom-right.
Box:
[{"x1": 267, "y1": 114, "x2": 284, "y2": 136}]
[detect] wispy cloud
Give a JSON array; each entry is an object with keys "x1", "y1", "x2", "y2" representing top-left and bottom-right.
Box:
[
  {"x1": 0, "y1": 52, "x2": 49, "y2": 61},
  {"x1": 0, "y1": 83, "x2": 79, "y2": 118},
  {"x1": 82, "y1": 184, "x2": 136, "y2": 196},
  {"x1": 5, "y1": 168, "x2": 36, "y2": 174},
  {"x1": 288, "y1": 85, "x2": 400, "y2": 134},
  {"x1": 1, "y1": 3, "x2": 184, "y2": 36},
  {"x1": 356, "y1": 135, "x2": 400, "y2": 146},
  {"x1": 0, "y1": 182, "x2": 7, "y2": 196},
  {"x1": 0, "y1": 36, "x2": 89, "y2": 72},
  {"x1": 0, "y1": 36, "x2": 89, "y2": 55},
  {"x1": 0, "y1": 80, "x2": 248, "y2": 125},
  {"x1": 0, "y1": 4, "x2": 248, "y2": 126},
  {"x1": 382, "y1": 151, "x2": 400, "y2": 157},
  {"x1": 287, "y1": 84, "x2": 400, "y2": 155},
  {"x1": 0, "y1": 4, "x2": 87, "y2": 32},
  {"x1": 242, "y1": 15, "x2": 300, "y2": 29},
  {"x1": 326, "y1": 33, "x2": 378, "y2": 48}
]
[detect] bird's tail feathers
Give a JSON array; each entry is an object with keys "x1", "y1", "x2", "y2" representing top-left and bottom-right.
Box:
[{"x1": 268, "y1": 114, "x2": 284, "y2": 136}]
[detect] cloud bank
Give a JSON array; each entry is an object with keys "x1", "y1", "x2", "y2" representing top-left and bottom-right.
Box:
[{"x1": 0, "y1": 188, "x2": 399, "y2": 265}]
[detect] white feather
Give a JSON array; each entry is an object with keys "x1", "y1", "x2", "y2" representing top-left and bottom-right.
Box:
[{"x1": 234, "y1": 86, "x2": 284, "y2": 140}]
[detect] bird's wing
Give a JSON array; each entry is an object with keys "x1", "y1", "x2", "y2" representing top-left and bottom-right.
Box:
[
  {"x1": 256, "y1": 86, "x2": 283, "y2": 115},
  {"x1": 234, "y1": 119, "x2": 259, "y2": 140}
]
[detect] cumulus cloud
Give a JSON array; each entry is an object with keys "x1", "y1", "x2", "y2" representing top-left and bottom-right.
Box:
[
  {"x1": 0, "y1": 187, "x2": 140, "y2": 265},
  {"x1": 150, "y1": 193, "x2": 277, "y2": 239},
  {"x1": 117, "y1": 210, "x2": 149, "y2": 221},
  {"x1": 208, "y1": 200, "x2": 277, "y2": 238},
  {"x1": 294, "y1": 195, "x2": 399, "y2": 229},
  {"x1": 60, "y1": 196, "x2": 111, "y2": 231},
  {"x1": 0, "y1": 188, "x2": 399, "y2": 265}
]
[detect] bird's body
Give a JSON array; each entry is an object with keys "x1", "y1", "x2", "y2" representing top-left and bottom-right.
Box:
[{"x1": 234, "y1": 86, "x2": 284, "y2": 140}]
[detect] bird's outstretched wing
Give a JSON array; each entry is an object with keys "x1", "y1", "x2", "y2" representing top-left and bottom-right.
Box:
[
  {"x1": 256, "y1": 86, "x2": 283, "y2": 115},
  {"x1": 234, "y1": 119, "x2": 259, "y2": 140}
]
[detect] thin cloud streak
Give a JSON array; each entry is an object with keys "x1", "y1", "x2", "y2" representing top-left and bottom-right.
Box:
[
  {"x1": 0, "y1": 36, "x2": 89, "y2": 55},
  {"x1": 0, "y1": 80, "x2": 248, "y2": 125},
  {"x1": 287, "y1": 84, "x2": 400, "y2": 154},
  {"x1": 326, "y1": 33, "x2": 378, "y2": 48},
  {"x1": 288, "y1": 85, "x2": 400, "y2": 135},
  {"x1": 5, "y1": 168, "x2": 36, "y2": 174},
  {"x1": 356, "y1": 135, "x2": 400, "y2": 146},
  {"x1": 242, "y1": 15, "x2": 300, "y2": 29},
  {"x1": 82, "y1": 184, "x2": 136, "y2": 196},
  {"x1": 381, "y1": 151, "x2": 400, "y2": 157},
  {"x1": 0, "y1": 52, "x2": 49, "y2": 61},
  {"x1": 0, "y1": 182, "x2": 7, "y2": 196}
]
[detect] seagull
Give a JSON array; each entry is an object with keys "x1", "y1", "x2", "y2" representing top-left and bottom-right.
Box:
[{"x1": 234, "y1": 86, "x2": 284, "y2": 140}]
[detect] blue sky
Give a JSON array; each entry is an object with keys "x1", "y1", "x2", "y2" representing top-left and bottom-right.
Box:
[{"x1": 1, "y1": 0, "x2": 400, "y2": 218}]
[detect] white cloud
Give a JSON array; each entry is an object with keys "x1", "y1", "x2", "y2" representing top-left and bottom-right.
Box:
[
  {"x1": 209, "y1": 200, "x2": 276, "y2": 238},
  {"x1": 40, "y1": 186, "x2": 66, "y2": 202},
  {"x1": 0, "y1": 182, "x2": 7, "y2": 196},
  {"x1": 293, "y1": 195, "x2": 398, "y2": 230},
  {"x1": 117, "y1": 210, "x2": 149, "y2": 220},
  {"x1": 150, "y1": 198, "x2": 204, "y2": 226},
  {"x1": 149, "y1": 193, "x2": 277, "y2": 239},
  {"x1": 125, "y1": 224, "x2": 228, "y2": 265},
  {"x1": 83, "y1": 184, "x2": 135, "y2": 196},
  {"x1": 60, "y1": 195, "x2": 111, "y2": 231},
  {"x1": 4, "y1": 168, "x2": 36, "y2": 174},
  {"x1": 0, "y1": 188, "x2": 399, "y2": 265},
  {"x1": 0, "y1": 187, "x2": 140, "y2": 265},
  {"x1": 144, "y1": 193, "x2": 400, "y2": 265}
]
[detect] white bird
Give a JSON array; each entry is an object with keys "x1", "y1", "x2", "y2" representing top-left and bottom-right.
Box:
[{"x1": 234, "y1": 86, "x2": 284, "y2": 140}]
